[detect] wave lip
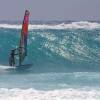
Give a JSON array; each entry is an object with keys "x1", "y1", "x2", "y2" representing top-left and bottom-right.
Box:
[
  {"x1": 0, "y1": 88, "x2": 100, "y2": 100},
  {"x1": 0, "y1": 21, "x2": 100, "y2": 29}
]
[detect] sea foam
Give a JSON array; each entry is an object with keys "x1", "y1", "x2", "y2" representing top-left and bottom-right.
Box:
[
  {"x1": 0, "y1": 21, "x2": 100, "y2": 29},
  {"x1": 0, "y1": 88, "x2": 99, "y2": 100},
  {"x1": 0, "y1": 65, "x2": 13, "y2": 69}
]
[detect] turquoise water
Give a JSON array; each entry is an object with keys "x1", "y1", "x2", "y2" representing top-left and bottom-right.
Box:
[
  {"x1": 0, "y1": 26, "x2": 100, "y2": 72},
  {"x1": 0, "y1": 21, "x2": 100, "y2": 99}
]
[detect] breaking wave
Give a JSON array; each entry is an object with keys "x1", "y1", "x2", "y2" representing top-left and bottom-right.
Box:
[
  {"x1": 0, "y1": 21, "x2": 100, "y2": 72},
  {"x1": 0, "y1": 21, "x2": 100, "y2": 29}
]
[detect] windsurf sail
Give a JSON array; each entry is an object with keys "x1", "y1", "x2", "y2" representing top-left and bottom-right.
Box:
[{"x1": 19, "y1": 10, "x2": 30, "y2": 65}]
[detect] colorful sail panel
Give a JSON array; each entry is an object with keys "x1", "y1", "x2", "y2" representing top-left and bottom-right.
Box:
[{"x1": 19, "y1": 10, "x2": 30, "y2": 65}]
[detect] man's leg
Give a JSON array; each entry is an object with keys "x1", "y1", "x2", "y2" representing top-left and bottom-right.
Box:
[
  {"x1": 11, "y1": 59, "x2": 13, "y2": 66},
  {"x1": 19, "y1": 57, "x2": 21, "y2": 66},
  {"x1": 13, "y1": 58, "x2": 15, "y2": 66}
]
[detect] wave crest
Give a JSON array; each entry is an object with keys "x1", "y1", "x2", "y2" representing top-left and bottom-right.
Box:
[{"x1": 0, "y1": 21, "x2": 100, "y2": 29}]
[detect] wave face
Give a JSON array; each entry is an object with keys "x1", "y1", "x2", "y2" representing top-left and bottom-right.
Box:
[{"x1": 0, "y1": 21, "x2": 100, "y2": 72}]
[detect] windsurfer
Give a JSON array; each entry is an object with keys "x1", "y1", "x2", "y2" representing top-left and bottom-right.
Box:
[
  {"x1": 9, "y1": 49, "x2": 18, "y2": 66},
  {"x1": 9, "y1": 10, "x2": 29, "y2": 67}
]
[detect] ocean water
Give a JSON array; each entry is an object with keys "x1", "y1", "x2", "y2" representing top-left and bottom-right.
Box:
[{"x1": 0, "y1": 21, "x2": 100, "y2": 100}]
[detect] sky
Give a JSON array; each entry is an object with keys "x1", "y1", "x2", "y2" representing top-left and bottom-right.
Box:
[{"x1": 0, "y1": 0, "x2": 100, "y2": 21}]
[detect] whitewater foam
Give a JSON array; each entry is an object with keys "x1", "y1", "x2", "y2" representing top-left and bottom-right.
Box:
[
  {"x1": 0, "y1": 65, "x2": 14, "y2": 69},
  {"x1": 0, "y1": 88, "x2": 99, "y2": 100},
  {"x1": 0, "y1": 21, "x2": 100, "y2": 29}
]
